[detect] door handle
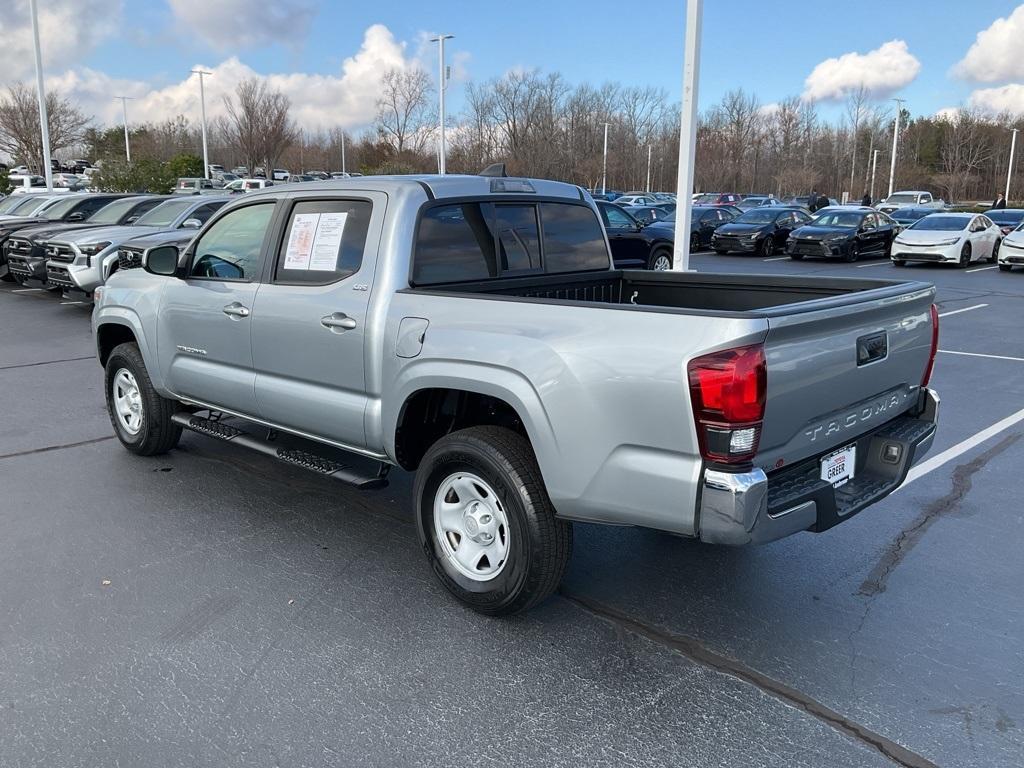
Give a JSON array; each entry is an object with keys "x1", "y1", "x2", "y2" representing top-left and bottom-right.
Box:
[
  {"x1": 321, "y1": 313, "x2": 357, "y2": 331},
  {"x1": 222, "y1": 302, "x2": 250, "y2": 318}
]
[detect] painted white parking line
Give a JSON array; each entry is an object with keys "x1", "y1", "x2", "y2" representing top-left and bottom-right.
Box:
[
  {"x1": 12, "y1": 288, "x2": 42, "y2": 293},
  {"x1": 899, "y1": 406, "x2": 1024, "y2": 491},
  {"x1": 938, "y1": 303, "x2": 988, "y2": 318},
  {"x1": 966, "y1": 265, "x2": 998, "y2": 273},
  {"x1": 59, "y1": 301, "x2": 86, "y2": 306},
  {"x1": 939, "y1": 349, "x2": 1024, "y2": 363},
  {"x1": 763, "y1": 256, "x2": 789, "y2": 262},
  {"x1": 855, "y1": 262, "x2": 883, "y2": 268}
]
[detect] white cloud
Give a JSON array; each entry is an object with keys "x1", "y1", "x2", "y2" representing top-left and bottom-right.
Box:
[
  {"x1": 964, "y1": 84, "x2": 1024, "y2": 117},
  {"x1": 953, "y1": 4, "x2": 1024, "y2": 83},
  {"x1": 0, "y1": 0, "x2": 121, "y2": 82},
  {"x1": 168, "y1": 0, "x2": 316, "y2": 51},
  {"x1": 802, "y1": 40, "x2": 921, "y2": 102},
  {"x1": 934, "y1": 106, "x2": 961, "y2": 121},
  {"x1": 52, "y1": 24, "x2": 421, "y2": 133}
]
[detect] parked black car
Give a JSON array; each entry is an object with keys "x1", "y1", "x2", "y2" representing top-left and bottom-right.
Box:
[
  {"x1": 711, "y1": 207, "x2": 812, "y2": 256},
  {"x1": 888, "y1": 206, "x2": 939, "y2": 228},
  {"x1": 620, "y1": 204, "x2": 673, "y2": 226},
  {"x1": 5, "y1": 195, "x2": 166, "y2": 286},
  {"x1": 596, "y1": 201, "x2": 675, "y2": 269},
  {"x1": 984, "y1": 208, "x2": 1024, "y2": 236},
  {"x1": 787, "y1": 209, "x2": 896, "y2": 262}
]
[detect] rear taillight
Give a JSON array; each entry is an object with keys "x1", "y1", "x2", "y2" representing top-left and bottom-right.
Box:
[
  {"x1": 921, "y1": 303, "x2": 939, "y2": 387},
  {"x1": 687, "y1": 345, "x2": 767, "y2": 464}
]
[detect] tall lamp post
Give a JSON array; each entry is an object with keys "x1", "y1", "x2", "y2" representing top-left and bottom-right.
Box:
[
  {"x1": 600, "y1": 122, "x2": 611, "y2": 195},
  {"x1": 1006, "y1": 128, "x2": 1019, "y2": 202},
  {"x1": 671, "y1": 0, "x2": 702, "y2": 272},
  {"x1": 28, "y1": 0, "x2": 53, "y2": 190},
  {"x1": 887, "y1": 97, "x2": 905, "y2": 199},
  {"x1": 115, "y1": 96, "x2": 133, "y2": 163},
  {"x1": 646, "y1": 144, "x2": 653, "y2": 193},
  {"x1": 430, "y1": 33, "x2": 454, "y2": 175},
  {"x1": 869, "y1": 148, "x2": 880, "y2": 203},
  {"x1": 192, "y1": 69, "x2": 212, "y2": 179}
]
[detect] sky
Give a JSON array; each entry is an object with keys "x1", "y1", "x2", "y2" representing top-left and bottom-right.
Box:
[{"x1": 2, "y1": 0, "x2": 1024, "y2": 133}]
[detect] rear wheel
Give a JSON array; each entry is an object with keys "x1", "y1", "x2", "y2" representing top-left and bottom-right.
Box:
[
  {"x1": 689, "y1": 232, "x2": 700, "y2": 252},
  {"x1": 104, "y1": 343, "x2": 182, "y2": 456},
  {"x1": 990, "y1": 239, "x2": 1001, "y2": 264},
  {"x1": 958, "y1": 242, "x2": 972, "y2": 268},
  {"x1": 414, "y1": 426, "x2": 572, "y2": 616}
]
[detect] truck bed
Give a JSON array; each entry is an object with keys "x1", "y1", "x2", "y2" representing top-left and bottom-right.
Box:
[{"x1": 411, "y1": 269, "x2": 932, "y2": 317}]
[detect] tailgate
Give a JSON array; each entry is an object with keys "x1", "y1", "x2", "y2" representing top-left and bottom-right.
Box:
[{"x1": 756, "y1": 283, "x2": 935, "y2": 471}]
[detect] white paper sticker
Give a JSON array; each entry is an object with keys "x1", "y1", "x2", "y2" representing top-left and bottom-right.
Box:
[
  {"x1": 283, "y1": 213, "x2": 320, "y2": 270},
  {"x1": 308, "y1": 212, "x2": 348, "y2": 271}
]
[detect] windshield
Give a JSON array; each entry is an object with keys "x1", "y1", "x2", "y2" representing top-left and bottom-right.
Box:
[
  {"x1": 891, "y1": 208, "x2": 930, "y2": 223},
  {"x1": 987, "y1": 210, "x2": 1024, "y2": 225},
  {"x1": 693, "y1": 194, "x2": 720, "y2": 204},
  {"x1": 909, "y1": 215, "x2": 969, "y2": 231},
  {"x1": 134, "y1": 198, "x2": 193, "y2": 227},
  {"x1": 0, "y1": 196, "x2": 27, "y2": 214},
  {"x1": 884, "y1": 193, "x2": 920, "y2": 204},
  {"x1": 810, "y1": 212, "x2": 862, "y2": 227},
  {"x1": 736, "y1": 209, "x2": 779, "y2": 224},
  {"x1": 12, "y1": 196, "x2": 56, "y2": 215},
  {"x1": 89, "y1": 197, "x2": 143, "y2": 224},
  {"x1": 40, "y1": 196, "x2": 83, "y2": 220}
]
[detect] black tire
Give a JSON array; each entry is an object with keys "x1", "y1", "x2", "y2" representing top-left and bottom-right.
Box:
[
  {"x1": 647, "y1": 248, "x2": 673, "y2": 271},
  {"x1": 758, "y1": 236, "x2": 773, "y2": 257},
  {"x1": 844, "y1": 242, "x2": 860, "y2": 263},
  {"x1": 958, "y1": 242, "x2": 972, "y2": 268},
  {"x1": 892, "y1": 259, "x2": 906, "y2": 267},
  {"x1": 104, "y1": 342, "x2": 182, "y2": 456},
  {"x1": 990, "y1": 239, "x2": 1001, "y2": 264},
  {"x1": 789, "y1": 253, "x2": 804, "y2": 260},
  {"x1": 689, "y1": 232, "x2": 700, "y2": 252},
  {"x1": 0, "y1": 267, "x2": 13, "y2": 283},
  {"x1": 714, "y1": 249, "x2": 728, "y2": 256},
  {"x1": 999, "y1": 264, "x2": 1012, "y2": 272},
  {"x1": 414, "y1": 426, "x2": 572, "y2": 616}
]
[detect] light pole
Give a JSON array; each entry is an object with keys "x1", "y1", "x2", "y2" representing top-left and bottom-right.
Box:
[
  {"x1": 430, "y1": 33, "x2": 454, "y2": 175},
  {"x1": 115, "y1": 96, "x2": 133, "y2": 162},
  {"x1": 887, "y1": 98, "x2": 905, "y2": 199},
  {"x1": 672, "y1": 0, "x2": 702, "y2": 272},
  {"x1": 28, "y1": 0, "x2": 53, "y2": 190},
  {"x1": 646, "y1": 144, "x2": 653, "y2": 193},
  {"x1": 870, "y1": 148, "x2": 879, "y2": 203},
  {"x1": 192, "y1": 69, "x2": 212, "y2": 179},
  {"x1": 340, "y1": 131, "x2": 346, "y2": 175},
  {"x1": 1006, "y1": 128, "x2": 1019, "y2": 202},
  {"x1": 600, "y1": 122, "x2": 611, "y2": 195}
]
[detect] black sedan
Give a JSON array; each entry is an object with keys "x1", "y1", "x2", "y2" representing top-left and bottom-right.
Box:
[
  {"x1": 620, "y1": 205, "x2": 673, "y2": 226},
  {"x1": 787, "y1": 209, "x2": 897, "y2": 262},
  {"x1": 596, "y1": 201, "x2": 675, "y2": 269},
  {"x1": 984, "y1": 208, "x2": 1024, "y2": 237},
  {"x1": 888, "y1": 206, "x2": 940, "y2": 228},
  {"x1": 711, "y1": 207, "x2": 811, "y2": 256}
]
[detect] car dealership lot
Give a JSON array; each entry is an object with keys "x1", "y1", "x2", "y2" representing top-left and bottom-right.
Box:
[{"x1": 1, "y1": 258, "x2": 1021, "y2": 767}]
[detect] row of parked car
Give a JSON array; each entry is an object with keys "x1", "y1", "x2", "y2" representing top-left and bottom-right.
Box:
[{"x1": 0, "y1": 192, "x2": 230, "y2": 296}]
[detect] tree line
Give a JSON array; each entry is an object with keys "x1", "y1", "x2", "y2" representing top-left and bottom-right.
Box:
[{"x1": 0, "y1": 70, "x2": 1021, "y2": 203}]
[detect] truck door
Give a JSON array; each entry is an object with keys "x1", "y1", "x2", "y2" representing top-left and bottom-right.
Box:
[
  {"x1": 250, "y1": 193, "x2": 385, "y2": 449},
  {"x1": 157, "y1": 201, "x2": 277, "y2": 415}
]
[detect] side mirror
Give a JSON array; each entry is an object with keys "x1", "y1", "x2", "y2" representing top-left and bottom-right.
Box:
[
  {"x1": 142, "y1": 245, "x2": 180, "y2": 277},
  {"x1": 181, "y1": 218, "x2": 202, "y2": 229},
  {"x1": 125, "y1": 215, "x2": 139, "y2": 224},
  {"x1": 67, "y1": 211, "x2": 86, "y2": 222}
]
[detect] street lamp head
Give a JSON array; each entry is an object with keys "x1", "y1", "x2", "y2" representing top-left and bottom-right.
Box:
[{"x1": 429, "y1": 34, "x2": 455, "y2": 42}]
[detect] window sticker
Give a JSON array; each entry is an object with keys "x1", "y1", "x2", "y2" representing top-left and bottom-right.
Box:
[
  {"x1": 309, "y1": 212, "x2": 348, "y2": 271},
  {"x1": 283, "y1": 213, "x2": 320, "y2": 270}
]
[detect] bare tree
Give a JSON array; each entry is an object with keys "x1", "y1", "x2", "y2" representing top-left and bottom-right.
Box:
[
  {"x1": 223, "y1": 78, "x2": 297, "y2": 174},
  {"x1": 845, "y1": 85, "x2": 870, "y2": 198},
  {"x1": 375, "y1": 68, "x2": 435, "y2": 155},
  {"x1": 0, "y1": 82, "x2": 90, "y2": 171}
]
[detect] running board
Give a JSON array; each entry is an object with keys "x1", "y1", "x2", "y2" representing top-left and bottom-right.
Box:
[{"x1": 171, "y1": 412, "x2": 390, "y2": 489}]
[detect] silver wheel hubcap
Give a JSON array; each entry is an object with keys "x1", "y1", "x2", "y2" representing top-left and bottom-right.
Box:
[
  {"x1": 433, "y1": 472, "x2": 510, "y2": 581},
  {"x1": 112, "y1": 368, "x2": 143, "y2": 435},
  {"x1": 653, "y1": 254, "x2": 671, "y2": 271}
]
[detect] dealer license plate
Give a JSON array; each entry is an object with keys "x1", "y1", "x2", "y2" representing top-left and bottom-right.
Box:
[{"x1": 820, "y1": 444, "x2": 856, "y2": 488}]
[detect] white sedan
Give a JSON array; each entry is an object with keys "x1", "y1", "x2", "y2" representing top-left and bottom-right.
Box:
[
  {"x1": 997, "y1": 223, "x2": 1024, "y2": 271},
  {"x1": 890, "y1": 212, "x2": 1001, "y2": 268}
]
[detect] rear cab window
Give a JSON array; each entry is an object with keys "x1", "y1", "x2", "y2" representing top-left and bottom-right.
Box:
[{"x1": 412, "y1": 200, "x2": 609, "y2": 285}]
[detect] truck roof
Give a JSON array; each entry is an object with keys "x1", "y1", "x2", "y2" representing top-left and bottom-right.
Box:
[{"x1": 243, "y1": 174, "x2": 588, "y2": 202}]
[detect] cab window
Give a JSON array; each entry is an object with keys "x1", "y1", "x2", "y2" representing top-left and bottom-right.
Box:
[
  {"x1": 274, "y1": 199, "x2": 371, "y2": 284},
  {"x1": 189, "y1": 203, "x2": 275, "y2": 281}
]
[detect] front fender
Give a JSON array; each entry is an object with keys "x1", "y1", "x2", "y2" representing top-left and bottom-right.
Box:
[{"x1": 93, "y1": 304, "x2": 167, "y2": 394}]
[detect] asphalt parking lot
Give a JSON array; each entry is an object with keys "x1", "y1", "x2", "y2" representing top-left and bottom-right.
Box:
[{"x1": 1, "y1": 253, "x2": 1022, "y2": 768}]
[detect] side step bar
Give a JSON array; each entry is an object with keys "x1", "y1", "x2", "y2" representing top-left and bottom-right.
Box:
[{"x1": 171, "y1": 412, "x2": 390, "y2": 490}]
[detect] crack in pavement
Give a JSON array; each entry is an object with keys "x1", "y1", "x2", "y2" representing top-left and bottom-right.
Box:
[
  {"x1": 857, "y1": 432, "x2": 1021, "y2": 598},
  {"x1": 560, "y1": 591, "x2": 940, "y2": 768},
  {"x1": 0, "y1": 355, "x2": 94, "y2": 372},
  {"x1": 0, "y1": 435, "x2": 115, "y2": 461}
]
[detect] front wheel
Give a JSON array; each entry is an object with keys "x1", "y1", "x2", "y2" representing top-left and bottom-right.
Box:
[
  {"x1": 648, "y1": 249, "x2": 672, "y2": 271},
  {"x1": 958, "y1": 242, "x2": 972, "y2": 268},
  {"x1": 844, "y1": 242, "x2": 860, "y2": 263},
  {"x1": 789, "y1": 253, "x2": 804, "y2": 260},
  {"x1": 892, "y1": 259, "x2": 906, "y2": 267},
  {"x1": 758, "y1": 236, "x2": 774, "y2": 258},
  {"x1": 414, "y1": 426, "x2": 572, "y2": 616},
  {"x1": 104, "y1": 343, "x2": 182, "y2": 456},
  {"x1": 689, "y1": 232, "x2": 700, "y2": 252},
  {"x1": 999, "y1": 264, "x2": 1012, "y2": 272}
]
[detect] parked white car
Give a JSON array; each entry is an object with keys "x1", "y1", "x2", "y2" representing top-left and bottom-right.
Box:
[
  {"x1": 997, "y1": 223, "x2": 1024, "y2": 271},
  {"x1": 890, "y1": 212, "x2": 1001, "y2": 268}
]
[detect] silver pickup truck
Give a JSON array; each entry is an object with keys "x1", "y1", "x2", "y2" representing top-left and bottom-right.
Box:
[{"x1": 92, "y1": 171, "x2": 940, "y2": 615}]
